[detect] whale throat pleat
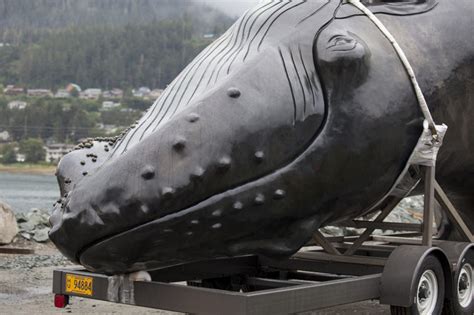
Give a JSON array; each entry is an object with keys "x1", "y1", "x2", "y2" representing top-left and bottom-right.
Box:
[{"x1": 110, "y1": 0, "x2": 329, "y2": 158}]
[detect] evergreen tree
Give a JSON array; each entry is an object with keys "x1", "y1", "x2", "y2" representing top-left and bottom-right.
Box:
[
  {"x1": 1, "y1": 144, "x2": 17, "y2": 164},
  {"x1": 19, "y1": 138, "x2": 46, "y2": 163}
]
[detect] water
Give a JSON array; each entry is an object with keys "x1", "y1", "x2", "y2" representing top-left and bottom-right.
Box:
[{"x1": 0, "y1": 172, "x2": 59, "y2": 213}]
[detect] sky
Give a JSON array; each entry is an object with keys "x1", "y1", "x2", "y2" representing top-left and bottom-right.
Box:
[{"x1": 195, "y1": 0, "x2": 261, "y2": 17}]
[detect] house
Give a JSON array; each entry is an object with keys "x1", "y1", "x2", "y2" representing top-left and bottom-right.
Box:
[
  {"x1": 0, "y1": 131, "x2": 10, "y2": 142},
  {"x1": 45, "y1": 144, "x2": 75, "y2": 163},
  {"x1": 97, "y1": 124, "x2": 119, "y2": 135},
  {"x1": 147, "y1": 89, "x2": 164, "y2": 100},
  {"x1": 16, "y1": 153, "x2": 26, "y2": 163},
  {"x1": 27, "y1": 89, "x2": 53, "y2": 98},
  {"x1": 102, "y1": 88, "x2": 123, "y2": 99},
  {"x1": 101, "y1": 101, "x2": 121, "y2": 111},
  {"x1": 80, "y1": 88, "x2": 102, "y2": 100},
  {"x1": 4, "y1": 85, "x2": 24, "y2": 96},
  {"x1": 55, "y1": 89, "x2": 71, "y2": 98},
  {"x1": 132, "y1": 87, "x2": 151, "y2": 98},
  {"x1": 120, "y1": 108, "x2": 137, "y2": 113},
  {"x1": 8, "y1": 101, "x2": 28, "y2": 110}
]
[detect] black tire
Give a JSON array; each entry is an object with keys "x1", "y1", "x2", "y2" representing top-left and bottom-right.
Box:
[
  {"x1": 391, "y1": 255, "x2": 445, "y2": 315},
  {"x1": 442, "y1": 249, "x2": 474, "y2": 315}
]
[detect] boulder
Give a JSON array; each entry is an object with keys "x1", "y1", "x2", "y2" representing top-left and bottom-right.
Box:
[{"x1": 0, "y1": 201, "x2": 19, "y2": 244}]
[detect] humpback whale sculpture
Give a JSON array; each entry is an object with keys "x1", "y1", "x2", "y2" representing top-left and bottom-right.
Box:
[{"x1": 49, "y1": 0, "x2": 474, "y2": 274}]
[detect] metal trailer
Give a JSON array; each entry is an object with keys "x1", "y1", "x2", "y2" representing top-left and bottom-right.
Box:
[{"x1": 52, "y1": 165, "x2": 474, "y2": 314}]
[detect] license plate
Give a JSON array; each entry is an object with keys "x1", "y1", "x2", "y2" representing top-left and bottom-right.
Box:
[{"x1": 65, "y1": 274, "x2": 93, "y2": 296}]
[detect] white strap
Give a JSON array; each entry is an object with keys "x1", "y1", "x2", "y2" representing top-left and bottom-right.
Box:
[{"x1": 347, "y1": 0, "x2": 438, "y2": 138}]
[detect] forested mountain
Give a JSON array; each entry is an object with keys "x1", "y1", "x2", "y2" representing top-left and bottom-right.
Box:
[
  {"x1": 0, "y1": 0, "x2": 231, "y2": 43},
  {"x1": 0, "y1": 0, "x2": 233, "y2": 89},
  {"x1": 7, "y1": 21, "x2": 215, "y2": 89}
]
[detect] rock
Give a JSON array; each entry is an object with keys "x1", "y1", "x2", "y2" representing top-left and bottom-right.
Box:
[
  {"x1": 26, "y1": 208, "x2": 50, "y2": 227},
  {"x1": 20, "y1": 232, "x2": 31, "y2": 240},
  {"x1": 32, "y1": 228, "x2": 50, "y2": 243},
  {"x1": 15, "y1": 213, "x2": 28, "y2": 223},
  {"x1": 0, "y1": 201, "x2": 19, "y2": 245},
  {"x1": 19, "y1": 221, "x2": 36, "y2": 233},
  {"x1": 15, "y1": 208, "x2": 52, "y2": 243}
]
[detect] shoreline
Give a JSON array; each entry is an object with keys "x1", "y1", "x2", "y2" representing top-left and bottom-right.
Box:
[{"x1": 0, "y1": 164, "x2": 56, "y2": 175}]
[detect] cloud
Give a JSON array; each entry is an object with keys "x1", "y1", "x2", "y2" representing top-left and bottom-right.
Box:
[{"x1": 195, "y1": 0, "x2": 261, "y2": 17}]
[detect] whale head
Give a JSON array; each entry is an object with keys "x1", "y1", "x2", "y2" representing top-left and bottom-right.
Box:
[{"x1": 50, "y1": 0, "x2": 424, "y2": 274}]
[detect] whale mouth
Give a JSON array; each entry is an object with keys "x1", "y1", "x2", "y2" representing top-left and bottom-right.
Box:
[
  {"x1": 77, "y1": 160, "x2": 320, "y2": 274},
  {"x1": 76, "y1": 170, "x2": 276, "y2": 270}
]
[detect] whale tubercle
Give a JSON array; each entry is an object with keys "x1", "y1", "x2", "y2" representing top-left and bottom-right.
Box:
[
  {"x1": 172, "y1": 137, "x2": 187, "y2": 151},
  {"x1": 162, "y1": 187, "x2": 175, "y2": 198},
  {"x1": 233, "y1": 201, "x2": 243, "y2": 210},
  {"x1": 255, "y1": 151, "x2": 265, "y2": 163},
  {"x1": 218, "y1": 156, "x2": 232, "y2": 171},
  {"x1": 187, "y1": 113, "x2": 200, "y2": 123},
  {"x1": 274, "y1": 189, "x2": 286, "y2": 200},
  {"x1": 191, "y1": 167, "x2": 205, "y2": 180},
  {"x1": 141, "y1": 166, "x2": 155, "y2": 180},
  {"x1": 227, "y1": 87, "x2": 241, "y2": 98},
  {"x1": 254, "y1": 194, "x2": 265, "y2": 205}
]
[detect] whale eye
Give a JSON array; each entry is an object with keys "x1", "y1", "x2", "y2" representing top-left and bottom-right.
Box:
[
  {"x1": 316, "y1": 27, "x2": 371, "y2": 87},
  {"x1": 317, "y1": 30, "x2": 369, "y2": 68},
  {"x1": 327, "y1": 35, "x2": 358, "y2": 52}
]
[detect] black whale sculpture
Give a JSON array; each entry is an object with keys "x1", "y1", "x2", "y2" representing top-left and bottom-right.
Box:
[{"x1": 49, "y1": 0, "x2": 474, "y2": 274}]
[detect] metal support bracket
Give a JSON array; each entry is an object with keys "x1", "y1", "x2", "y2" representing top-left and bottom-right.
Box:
[{"x1": 312, "y1": 166, "x2": 473, "y2": 256}]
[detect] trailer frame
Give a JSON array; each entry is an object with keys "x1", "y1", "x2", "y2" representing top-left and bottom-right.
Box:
[{"x1": 52, "y1": 165, "x2": 474, "y2": 314}]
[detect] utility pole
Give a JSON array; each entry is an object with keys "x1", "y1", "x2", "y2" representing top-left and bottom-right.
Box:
[{"x1": 23, "y1": 109, "x2": 28, "y2": 139}]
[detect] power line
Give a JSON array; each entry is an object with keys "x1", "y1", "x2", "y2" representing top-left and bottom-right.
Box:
[{"x1": 0, "y1": 125, "x2": 126, "y2": 131}]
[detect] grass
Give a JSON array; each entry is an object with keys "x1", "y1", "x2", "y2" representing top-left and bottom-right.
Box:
[{"x1": 0, "y1": 163, "x2": 57, "y2": 175}]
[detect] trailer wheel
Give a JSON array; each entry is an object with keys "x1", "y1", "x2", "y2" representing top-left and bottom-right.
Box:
[
  {"x1": 390, "y1": 255, "x2": 445, "y2": 315},
  {"x1": 443, "y1": 249, "x2": 474, "y2": 314}
]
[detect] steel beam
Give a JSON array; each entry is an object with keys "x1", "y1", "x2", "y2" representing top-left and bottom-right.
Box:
[
  {"x1": 245, "y1": 277, "x2": 305, "y2": 289},
  {"x1": 344, "y1": 196, "x2": 404, "y2": 256},
  {"x1": 351, "y1": 220, "x2": 422, "y2": 232},
  {"x1": 244, "y1": 274, "x2": 381, "y2": 315},
  {"x1": 312, "y1": 230, "x2": 341, "y2": 255},
  {"x1": 422, "y1": 166, "x2": 436, "y2": 246},
  {"x1": 294, "y1": 251, "x2": 386, "y2": 267}
]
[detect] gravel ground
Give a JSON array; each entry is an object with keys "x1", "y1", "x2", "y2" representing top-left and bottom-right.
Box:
[{"x1": 0, "y1": 239, "x2": 390, "y2": 315}]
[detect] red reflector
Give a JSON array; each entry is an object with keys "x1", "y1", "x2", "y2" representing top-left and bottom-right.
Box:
[{"x1": 54, "y1": 294, "x2": 69, "y2": 308}]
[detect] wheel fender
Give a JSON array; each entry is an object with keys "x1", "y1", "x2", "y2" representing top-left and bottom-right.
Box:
[
  {"x1": 380, "y1": 245, "x2": 452, "y2": 307},
  {"x1": 436, "y1": 241, "x2": 474, "y2": 301},
  {"x1": 436, "y1": 241, "x2": 474, "y2": 271}
]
